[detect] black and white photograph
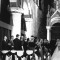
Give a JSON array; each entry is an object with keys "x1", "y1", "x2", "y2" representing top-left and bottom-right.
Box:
[{"x1": 0, "y1": 0, "x2": 60, "y2": 60}]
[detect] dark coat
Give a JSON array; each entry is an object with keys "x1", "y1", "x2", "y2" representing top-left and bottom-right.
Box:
[
  {"x1": 13, "y1": 38, "x2": 22, "y2": 50},
  {"x1": 2, "y1": 40, "x2": 9, "y2": 50},
  {"x1": 28, "y1": 42, "x2": 36, "y2": 50},
  {"x1": 23, "y1": 41, "x2": 28, "y2": 50}
]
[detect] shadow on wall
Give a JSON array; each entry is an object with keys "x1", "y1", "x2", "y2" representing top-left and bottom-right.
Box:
[
  {"x1": 37, "y1": 10, "x2": 47, "y2": 39},
  {"x1": 1, "y1": 0, "x2": 12, "y2": 24}
]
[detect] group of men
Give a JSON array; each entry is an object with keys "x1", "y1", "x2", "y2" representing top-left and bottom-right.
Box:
[
  {"x1": 1, "y1": 34, "x2": 55, "y2": 60},
  {"x1": 1, "y1": 34, "x2": 45, "y2": 60},
  {"x1": 2, "y1": 34, "x2": 25, "y2": 50}
]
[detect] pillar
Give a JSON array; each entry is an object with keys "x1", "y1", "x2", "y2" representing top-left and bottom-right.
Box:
[
  {"x1": 11, "y1": 12, "x2": 21, "y2": 38},
  {"x1": 46, "y1": 26, "x2": 51, "y2": 42}
]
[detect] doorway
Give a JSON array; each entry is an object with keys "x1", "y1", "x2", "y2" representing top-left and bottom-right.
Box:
[
  {"x1": 51, "y1": 23, "x2": 60, "y2": 40},
  {"x1": 50, "y1": 23, "x2": 60, "y2": 55}
]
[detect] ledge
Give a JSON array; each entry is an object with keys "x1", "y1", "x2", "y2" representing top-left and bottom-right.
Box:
[{"x1": 0, "y1": 21, "x2": 13, "y2": 30}]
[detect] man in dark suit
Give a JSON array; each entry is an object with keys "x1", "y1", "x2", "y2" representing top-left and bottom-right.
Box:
[
  {"x1": 28, "y1": 36, "x2": 36, "y2": 49},
  {"x1": 2, "y1": 36, "x2": 8, "y2": 50},
  {"x1": 13, "y1": 34, "x2": 22, "y2": 50},
  {"x1": 2, "y1": 36, "x2": 10, "y2": 60}
]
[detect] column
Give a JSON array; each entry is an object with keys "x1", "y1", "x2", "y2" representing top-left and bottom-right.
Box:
[
  {"x1": 46, "y1": 26, "x2": 51, "y2": 42},
  {"x1": 11, "y1": 12, "x2": 21, "y2": 38}
]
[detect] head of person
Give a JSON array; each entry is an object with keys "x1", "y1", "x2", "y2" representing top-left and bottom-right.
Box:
[
  {"x1": 44, "y1": 39, "x2": 47, "y2": 43},
  {"x1": 31, "y1": 35, "x2": 34, "y2": 42},
  {"x1": 40, "y1": 38, "x2": 43, "y2": 43},
  {"x1": 57, "y1": 39, "x2": 60, "y2": 42},
  {"x1": 22, "y1": 13, "x2": 24, "y2": 18},
  {"x1": 11, "y1": 36, "x2": 14, "y2": 41},
  {"x1": 24, "y1": 37, "x2": 27, "y2": 42},
  {"x1": 20, "y1": 36, "x2": 24, "y2": 41},
  {"x1": 34, "y1": 37, "x2": 37, "y2": 43},
  {"x1": 4, "y1": 36, "x2": 7, "y2": 42},
  {"x1": 16, "y1": 34, "x2": 20, "y2": 39},
  {"x1": 23, "y1": 35, "x2": 27, "y2": 41}
]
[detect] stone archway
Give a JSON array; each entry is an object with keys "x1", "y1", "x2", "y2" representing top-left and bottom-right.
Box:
[
  {"x1": 46, "y1": 21, "x2": 60, "y2": 56},
  {"x1": 51, "y1": 23, "x2": 60, "y2": 40},
  {"x1": 46, "y1": 17, "x2": 60, "y2": 41},
  {"x1": 50, "y1": 17, "x2": 60, "y2": 40},
  {"x1": 49, "y1": 23, "x2": 60, "y2": 56},
  {"x1": 50, "y1": 17, "x2": 60, "y2": 27}
]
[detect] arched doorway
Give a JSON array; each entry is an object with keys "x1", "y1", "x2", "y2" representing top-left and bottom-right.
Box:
[
  {"x1": 51, "y1": 23, "x2": 60, "y2": 40},
  {"x1": 50, "y1": 23, "x2": 60, "y2": 55}
]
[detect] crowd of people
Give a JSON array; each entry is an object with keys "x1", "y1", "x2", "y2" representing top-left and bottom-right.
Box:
[{"x1": 1, "y1": 34, "x2": 58, "y2": 60}]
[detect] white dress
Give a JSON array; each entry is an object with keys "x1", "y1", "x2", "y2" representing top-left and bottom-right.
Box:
[{"x1": 51, "y1": 46, "x2": 60, "y2": 60}]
